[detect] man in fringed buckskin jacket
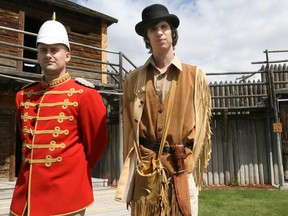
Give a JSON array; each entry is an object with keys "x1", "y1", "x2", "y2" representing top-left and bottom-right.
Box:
[{"x1": 115, "y1": 4, "x2": 212, "y2": 216}]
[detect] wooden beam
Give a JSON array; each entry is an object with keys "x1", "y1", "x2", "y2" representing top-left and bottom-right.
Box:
[
  {"x1": 17, "y1": 11, "x2": 24, "y2": 71},
  {"x1": 9, "y1": 109, "x2": 16, "y2": 181},
  {"x1": 101, "y1": 20, "x2": 107, "y2": 84}
]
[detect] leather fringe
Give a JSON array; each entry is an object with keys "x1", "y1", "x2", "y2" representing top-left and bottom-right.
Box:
[
  {"x1": 131, "y1": 179, "x2": 170, "y2": 216},
  {"x1": 131, "y1": 182, "x2": 184, "y2": 216}
]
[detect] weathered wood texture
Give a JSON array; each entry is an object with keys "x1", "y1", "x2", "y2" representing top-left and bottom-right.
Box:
[
  {"x1": 0, "y1": 8, "x2": 18, "y2": 69},
  {"x1": 206, "y1": 115, "x2": 274, "y2": 186},
  {"x1": 68, "y1": 30, "x2": 102, "y2": 81},
  {"x1": 92, "y1": 122, "x2": 122, "y2": 186},
  {"x1": 210, "y1": 79, "x2": 268, "y2": 114},
  {"x1": 0, "y1": 95, "x2": 16, "y2": 181},
  {"x1": 0, "y1": 0, "x2": 112, "y2": 82}
]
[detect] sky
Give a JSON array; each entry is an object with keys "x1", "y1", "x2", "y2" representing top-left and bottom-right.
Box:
[{"x1": 73, "y1": 0, "x2": 288, "y2": 82}]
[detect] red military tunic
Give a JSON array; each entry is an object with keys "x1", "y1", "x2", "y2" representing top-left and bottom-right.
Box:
[{"x1": 10, "y1": 73, "x2": 108, "y2": 216}]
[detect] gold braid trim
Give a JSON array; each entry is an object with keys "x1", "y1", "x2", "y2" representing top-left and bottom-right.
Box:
[
  {"x1": 21, "y1": 112, "x2": 74, "y2": 123},
  {"x1": 22, "y1": 88, "x2": 83, "y2": 97},
  {"x1": 40, "y1": 99, "x2": 78, "y2": 109},
  {"x1": 42, "y1": 88, "x2": 83, "y2": 96},
  {"x1": 41, "y1": 72, "x2": 71, "y2": 88},
  {"x1": 21, "y1": 99, "x2": 78, "y2": 109},
  {"x1": 22, "y1": 126, "x2": 69, "y2": 137},
  {"x1": 22, "y1": 155, "x2": 62, "y2": 167},
  {"x1": 21, "y1": 89, "x2": 45, "y2": 97},
  {"x1": 23, "y1": 141, "x2": 65, "y2": 151}
]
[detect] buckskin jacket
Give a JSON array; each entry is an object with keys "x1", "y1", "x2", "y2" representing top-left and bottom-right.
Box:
[
  {"x1": 10, "y1": 73, "x2": 108, "y2": 216},
  {"x1": 115, "y1": 56, "x2": 212, "y2": 203}
]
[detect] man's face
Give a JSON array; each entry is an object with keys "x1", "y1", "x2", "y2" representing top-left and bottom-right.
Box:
[
  {"x1": 146, "y1": 21, "x2": 173, "y2": 53},
  {"x1": 37, "y1": 43, "x2": 71, "y2": 78}
]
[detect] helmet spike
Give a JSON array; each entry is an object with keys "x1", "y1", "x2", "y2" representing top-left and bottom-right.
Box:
[{"x1": 52, "y1": 12, "x2": 56, "y2": 21}]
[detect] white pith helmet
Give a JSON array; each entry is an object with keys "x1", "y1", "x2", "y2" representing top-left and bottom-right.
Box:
[{"x1": 36, "y1": 12, "x2": 70, "y2": 50}]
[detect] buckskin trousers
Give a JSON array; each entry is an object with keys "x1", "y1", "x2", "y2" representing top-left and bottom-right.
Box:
[{"x1": 188, "y1": 173, "x2": 199, "y2": 216}]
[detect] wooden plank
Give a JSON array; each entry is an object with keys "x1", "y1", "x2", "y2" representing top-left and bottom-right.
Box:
[
  {"x1": 247, "y1": 119, "x2": 254, "y2": 185},
  {"x1": 0, "y1": 103, "x2": 14, "y2": 180},
  {"x1": 223, "y1": 110, "x2": 231, "y2": 185},
  {"x1": 212, "y1": 119, "x2": 219, "y2": 185},
  {"x1": 272, "y1": 128, "x2": 279, "y2": 185},
  {"x1": 17, "y1": 11, "x2": 24, "y2": 71},
  {"x1": 230, "y1": 81, "x2": 235, "y2": 108},
  {"x1": 68, "y1": 70, "x2": 102, "y2": 80},
  {"x1": 256, "y1": 119, "x2": 265, "y2": 184},
  {"x1": 101, "y1": 20, "x2": 107, "y2": 84},
  {"x1": 253, "y1": 81, "x2": 258, "y2": 106},
  {"x1": 283, "y1": 65, "x2": 288, "y2": 89},
  {"x1": 237, "y1": 119, "x2": 245, "y2": 185},
  {"x1": 225, "y1": 82, "x2": 230, "y2": 108},
  {"x1": 0, "y1": 8, "x2": 19, "y2": 29},
  {"x1": 248, "y1": 81, "x2": 253, "y2": 107},
  {"x1": 252, "y1": 120, "x2": 260, "y2": 184},
  {"x1": 0, "y1": 5, "x2": 19, "y2": 74},
  {"x1": 265, "y1": 118, "x2": 275, "y2": 185},
  {"x1": 211, "y1": 82, "x2": 215, "y2": 109},
  {"x1": 243, "y1": 82, "x2": 249, "y2": 107},
  {"x1": 0, "y1": 58, "x2": 17, "y2": 67},
  {"x1": 69, "y1": 57, "x2": 101, "y2": 69},
  {"x1": 207, "y1": 124, "x2": 216, "y2": 185},
  {"x1": 229, "y1": 119, "x2": 237, "y2": 185},
  {"x1": 245, "y1": 120, "x2": 254, "y2": 185},
  {"x1": 9, "y1": 109, "x2": 16, "y2": 181}
]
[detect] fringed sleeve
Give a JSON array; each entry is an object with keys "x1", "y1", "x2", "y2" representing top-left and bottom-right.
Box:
[{"x1": 192, "y1": 67, "x2": 212, "y2": 189}]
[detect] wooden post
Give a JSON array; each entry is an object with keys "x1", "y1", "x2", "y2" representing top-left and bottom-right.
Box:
[
  {"x1": 222, "y1": 109, "x2": 230, "y2": 185},
  {"x1": 101, "y1": 20, "x2": 108, "y2": 84},
  {"x1": 17, "y1": 11, "x2": 24, "y2": 71},
  {"x1": 265, "y1": 50, "x2": 285, "y2": 187},
  {"x1": 9, "y1": 109, "x2": 16, "y2": 181}
]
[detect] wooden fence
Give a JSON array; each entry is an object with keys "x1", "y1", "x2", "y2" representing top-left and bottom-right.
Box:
[{"x1": 207, "y1": 115, "x2": 278, "y2": 186}]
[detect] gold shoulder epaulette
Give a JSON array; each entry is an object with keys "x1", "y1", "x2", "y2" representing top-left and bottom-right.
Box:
[
  {"x1": 21, "y1": 82, "x2": 38, "y2": 90},
  {"x1": 75, "y1": 77, "x2": 95, "y2": 88}
]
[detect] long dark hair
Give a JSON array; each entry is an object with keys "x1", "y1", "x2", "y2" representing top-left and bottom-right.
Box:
[{"x1": 143, "y1": 21, "x2": 179, "y2": 53}]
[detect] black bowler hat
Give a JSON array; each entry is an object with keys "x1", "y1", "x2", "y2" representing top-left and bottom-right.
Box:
[{"x1": 135, "y1": 4, "x2": 180, "y2": 36}]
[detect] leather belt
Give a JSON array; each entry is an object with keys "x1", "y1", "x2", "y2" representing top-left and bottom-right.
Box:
[
  {"x1": 139, "y1": 137, "x2": 170, "y2": 154},
  {"x1": 139, "y1": 137, "x2": 194, "y2": 154}
]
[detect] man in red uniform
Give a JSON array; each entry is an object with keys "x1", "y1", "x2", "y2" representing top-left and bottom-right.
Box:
[{"x1": 10, "y1": 15, "x2": 108, "y2": 216}]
